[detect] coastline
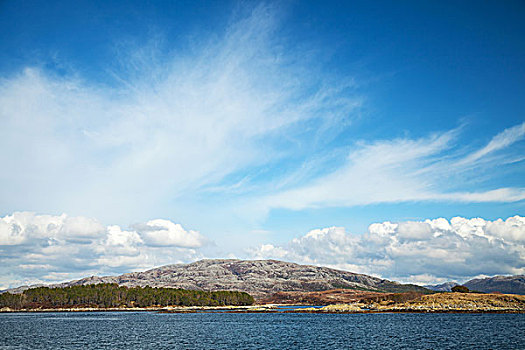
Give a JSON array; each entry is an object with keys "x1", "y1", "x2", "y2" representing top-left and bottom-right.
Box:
[
  {"x1": 2, "y1": 307, "x2": 523, "y2": 314},
  {"x1": 2, "y1": 304, "x2": 525, "y2": 314},
  {"x1": 0, "y1": 305, "x2": 271, "y2": 313}
]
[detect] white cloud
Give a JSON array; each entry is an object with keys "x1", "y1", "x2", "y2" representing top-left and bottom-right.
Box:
[
  {"x1": 0, "y1": 212, "x2": 207, "y2": 289},
  {"x1": 460, "y1": 121, "x2": 525, "y2": 164},
  {"x1": 251, "y1": 216, "x2": 525, "y2": 284},
  {"x1": 106, "y1": 225, "x2": 143, "y2": 247},
  {"x1": 0, "y1": 212, "x2": 105, "y2": 245},
  {"x1": 0, "y1": 2, "x2": 522, "y2": 235},
  {"x1": 134, "y1": 219, "x2": 206, "y2": 248},
  {"x1": 396, "y1": 221, "x2": 434, "y2": 241},
  {"x1": 262, "y1": 133, "x2": 450, "y2": 210},
  {"x1": 485, "y1": 216, "x2": 525, "y2": 242},
  {"x1": 262, "y1": 124, "x2": 525, "y2": 211},
  {"x1": 0, "y1": 4, "x2": 360, "y2": 225},
  {"x1": 2, "y1": 212, "x2": 523, "y2": 289},
  {"x1": 443, "y1": 188, "x2": 525, "y2": 202}
]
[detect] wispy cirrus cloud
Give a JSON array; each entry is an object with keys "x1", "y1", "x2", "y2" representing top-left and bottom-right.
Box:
[
  {"x1": 0, "y1": 4, "x2": 361, "y2": 225},
  {"x1": 260, "y1": 122, "x2": 525, "y2": 212},
  {"x1": 459, "y1": 121, "x2": 525, "y2": 165},
  {"x1": 0, "y1": 2, "x2": 522, "y2": 229}
]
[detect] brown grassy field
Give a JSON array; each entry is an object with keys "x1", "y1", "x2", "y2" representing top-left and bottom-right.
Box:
[
  {"x1": 301, "y1": 292, "x2": 525, "y2": 313},
  {"x1": 258, "y1": 289, "x2": 424, "y2": 305},
  {"x1": 390, "y1": 292, "x2": 525, "y2": 311}
]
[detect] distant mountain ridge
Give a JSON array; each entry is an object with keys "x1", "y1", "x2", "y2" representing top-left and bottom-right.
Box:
[
  {"x1": 424, "y1": 281, "x2": 459, "y2": 292},
  {"x1": 426, "y1": 275, "x2": 525, "y2": 294},
  {"x1": 4, "y1": 259, "x2": 429, "y2": 298},
  {"x1": 464, "y1": 275, "x2": 525, "y2": 294}
]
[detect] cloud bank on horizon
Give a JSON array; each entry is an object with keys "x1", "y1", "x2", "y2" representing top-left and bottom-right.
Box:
[
  {"x1": 0, "y1": 212, "x2": 206, "y2": 289},
  {"x1": 1, "y1": 211, "x2": 523, "y2": 289},
  {"x1": 252, "y1": 215, "x2": 525, "y2": 285},
  {"x1": 0, "y1": 2, "x2": 524, "y2": 288}
]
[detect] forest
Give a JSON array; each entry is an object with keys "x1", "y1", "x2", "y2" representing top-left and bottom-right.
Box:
[{"x1": 0, "y1": 283, "x2": 255, "y2": 309}]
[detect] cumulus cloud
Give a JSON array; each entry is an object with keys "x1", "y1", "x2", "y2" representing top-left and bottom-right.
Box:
[
  {"x1": 2, "y1": 211, "x2": 523, "y2": 288},
  {"x1": 134, "y1": 219, "x2": 206, "y2": 248},
  {"x1": 251, "y1": 216, "x2": 525, "y2": 284},
  {"x1": 0, "y1": 212, "x2": 207, "y2": 289},
  {"x1": 0, "y1": 212, "x2": 105, "y2": 245}
]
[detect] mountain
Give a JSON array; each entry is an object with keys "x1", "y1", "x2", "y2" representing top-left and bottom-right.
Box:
[
  {"x1": 425, "y1": 276, "x2": 525, "y2": 295},
  {"x1": 424, "y1": 282, "x2": 459, "y2": 292},
  {"x1": 6, "y1": 259, "x2": 430, "y2": 298},
  {"x1": 464, "y1": 275, "x2": 525, "y2": 295}
]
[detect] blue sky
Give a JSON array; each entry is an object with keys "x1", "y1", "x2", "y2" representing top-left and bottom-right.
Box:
[{"x1": 0, "y1": 1, "x2": 524, "y2": 288}]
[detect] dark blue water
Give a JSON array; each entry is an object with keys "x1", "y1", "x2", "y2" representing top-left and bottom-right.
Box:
[{"x1": 1, "y1": 312, "x2": 524, "y2": 349}]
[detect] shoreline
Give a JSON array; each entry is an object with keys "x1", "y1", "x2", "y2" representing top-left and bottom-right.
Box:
[
  {"x1": 2, "y1": 305, "x2": 524, "y2": 314},
  {"x1": 0, "y1": 305, "x2": 268, "y2": 313},
  {"x1": 3, "y1": 292, "x2": 524, "y2": 314}
]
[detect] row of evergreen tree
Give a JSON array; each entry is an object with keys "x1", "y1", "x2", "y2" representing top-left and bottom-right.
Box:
[{"x1": 0, "y1": 283, "x2": 254, "y2": 309}]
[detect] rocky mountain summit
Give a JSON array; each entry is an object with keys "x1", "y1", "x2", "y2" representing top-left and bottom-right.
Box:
[{"x1": 16, "y1": 259, "x2": 429, "y2": 298}]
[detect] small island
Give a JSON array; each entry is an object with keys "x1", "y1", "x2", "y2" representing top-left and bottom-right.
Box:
[{"x1": 2, "y1": 260, "x2": 525, "y2": 314}]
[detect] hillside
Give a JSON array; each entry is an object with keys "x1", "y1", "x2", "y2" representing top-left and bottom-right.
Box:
[
  {"x1": 426, "y1": 275, "x2": 525, "y2": 295},
  {"x1": 464, "y1": 275, "x2": 525, "y2": 294},
  {"x1": 424, "y1": 282, "x2": 459, "y2": 292},
  {"x1": 7, "y1": 259, "x2": 429, "y2": 298}
]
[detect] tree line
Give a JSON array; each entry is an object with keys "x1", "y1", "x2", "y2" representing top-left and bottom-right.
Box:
[{"x1": 0, "y1": 283, "x2": 254, "y2": 309}]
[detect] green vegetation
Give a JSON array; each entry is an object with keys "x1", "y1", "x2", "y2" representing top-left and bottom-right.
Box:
[{"x1": 0, "y1": 283, "x2": 254, "y2": 310}]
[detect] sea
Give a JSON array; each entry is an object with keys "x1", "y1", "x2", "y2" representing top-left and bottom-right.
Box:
[{"x1": 1, "y1": 311, "x2": 524, "y2": 349}]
